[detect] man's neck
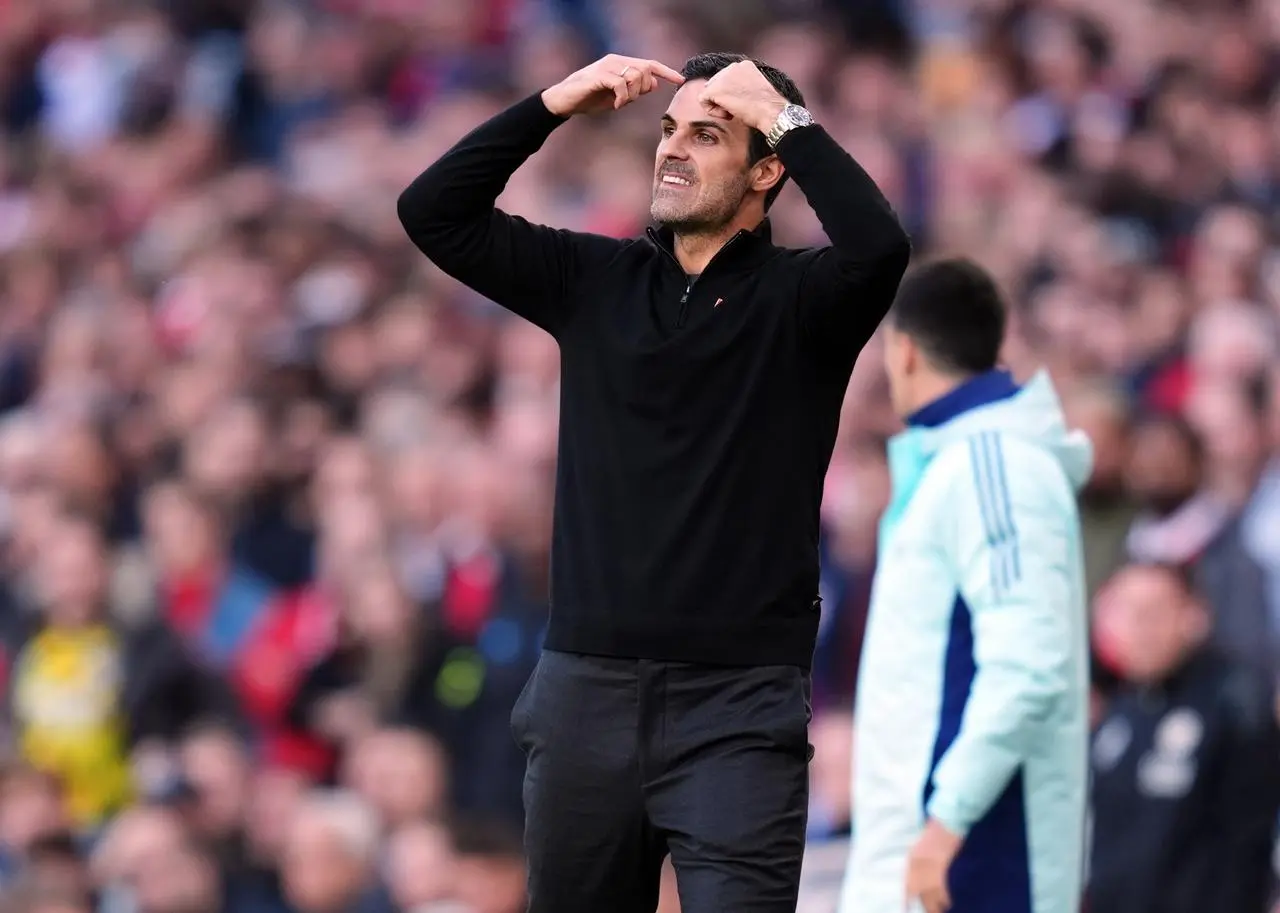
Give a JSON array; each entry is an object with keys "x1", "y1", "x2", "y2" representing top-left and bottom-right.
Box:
[
  {"x1": 905, "y1": 371, "x2": 969, "y2": 417},
  {"x1": 673, "y1": 210, "x2": 764, "y2": 274}
]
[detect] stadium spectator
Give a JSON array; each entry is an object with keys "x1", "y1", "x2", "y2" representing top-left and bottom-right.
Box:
[
  {"x1": 279, "y1": 789, "x2": 391, "y2": 913},
  {"x1": 1089, "y1": 562, "x2": 1280, "y2": 913}
]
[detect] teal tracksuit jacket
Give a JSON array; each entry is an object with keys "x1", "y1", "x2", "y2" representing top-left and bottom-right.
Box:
[{"x1": 839, "y1": 369, "x2": 1092, "y2": 913}]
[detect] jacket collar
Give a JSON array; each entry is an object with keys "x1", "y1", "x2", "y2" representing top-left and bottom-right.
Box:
[
  {"x1": 906, "y1": 369, "x2": 1020, "y2": 428},
  {"x1": 645, "y1": 218, "x2": 775, "y2": 270}
]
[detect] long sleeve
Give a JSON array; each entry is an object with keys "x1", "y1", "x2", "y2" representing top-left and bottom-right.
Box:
[
  {"x1": 925, "y1": 432, "x2": 1079, "y2": 837},
  {"x1": 397, "y1": 92, "x2": 625, "y2": 336},
  {"x1": 772, "y1": 125, "x2": 912, "y2": 365}
]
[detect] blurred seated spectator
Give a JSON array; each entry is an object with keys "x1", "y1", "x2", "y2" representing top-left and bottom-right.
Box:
[
  {"x1": 11, "y1": 832, "x2": 91, "y2": 911},
  {"x1": 225, "y1": 764, "x2": 314, "y2": 913},
  {"x1": 91, "y1": 805, "x2": 189, "y2": 913},
  {"x1": 288, "y1": 554, "x2": 466, "y2": 755},
  {"x1": 383, "y1": 819, "x2": 457, "y2": 912},
  {"x1": 129, "y1": 835, "x2": 224, "y2": 913},
  {"x1": 176, "y1": 723, "x2": 251, "y2": 873},
  {"x1": 340, "y1": 728, "x2": 448, "y2": 833},
  {"x1": 280, "y1": 789, "x2": 391, "y2": 913},
  {"x1": 141, "y1": 475, "x2": 330, "y2": 773},
  {"x1": 448, "y1": 818, "x2": 526, "y2": 913},
  {"x1": 1089, "y1": 562, "x2": 1280, "y2": 913},
  {"x1": 0, "y1": 765, "x2": 66, "y2": 891},
  {"x1": 10, "y1": 508, "x2": 137, "y2": 827},
  {"x1": 1061, "y1": 378, "x2": 1137, "y2": 599},
  {"x1": 1123, "y1": 413, "x2": 1272, "y2": 678}
]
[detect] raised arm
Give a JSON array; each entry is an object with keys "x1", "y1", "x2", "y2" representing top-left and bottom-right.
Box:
[
  {"x1": 397, "y1": 56, "x2": 683, "y2": 337},
  {"x1": 397, "y1": 95, "x2": 595, "y2": 336},
  {"x1": 775, "y1": 128, "x2": 911, "y2": 362},
  {"x1": 696, "y1": 61, "x2": 911, "y2": 366}
]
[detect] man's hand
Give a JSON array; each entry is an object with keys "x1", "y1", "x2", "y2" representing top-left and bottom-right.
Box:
[
  {"x1": 696, "y1": 60, "x2": 789, "y2": 134},
  {"x1": 904, "y1": 818, "x2": 963, "y2": 913},
  {"x1": 542, "y1": 55, "x2": 684, "y2": 117}
]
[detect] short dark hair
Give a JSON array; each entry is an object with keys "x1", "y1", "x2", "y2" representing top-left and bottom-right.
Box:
[
  {"x1": 889, "y1": 258, "x2": 1007, "y2": 375},
  {"x1": 680, "y1": 52, "x2": 805, "y2": 210}
]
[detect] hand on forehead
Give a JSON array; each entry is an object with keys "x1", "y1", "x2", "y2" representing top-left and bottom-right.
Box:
[{"x1": 667, "y1": 81, "x2": 734, "y2": 124}]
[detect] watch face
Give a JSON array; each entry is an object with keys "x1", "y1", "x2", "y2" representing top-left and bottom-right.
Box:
[{"x1": 784, "y1": 105, "x2": 813, "y2": 126}]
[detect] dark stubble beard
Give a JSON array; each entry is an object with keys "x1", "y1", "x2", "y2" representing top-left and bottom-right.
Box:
[{"x1": 651, "y1": 173, "x2": 752, "y2": 237}]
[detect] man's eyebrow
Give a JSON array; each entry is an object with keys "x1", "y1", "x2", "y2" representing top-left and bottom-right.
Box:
[{"x1": 660, "y1": 114, "x2": 730, "y2": 133}]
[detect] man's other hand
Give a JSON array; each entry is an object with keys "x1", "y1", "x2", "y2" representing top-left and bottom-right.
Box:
[
  {"x1": 541, "y1": 55, "x2": 684, "y2": 117},
  {"x1": 696, "y1": 60, "x2": 788, "y2": 134},
  {"x1": 904, "y1": 817, "x2": 963, "y2": 913}
]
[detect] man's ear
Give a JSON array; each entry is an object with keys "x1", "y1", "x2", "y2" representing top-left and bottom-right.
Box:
[
  {"x1": 899, "y1": 332, "x2": 920, "y2": 377},
  {"x1": 751, "y1": 155, "x2": 785, "y2": 194}
]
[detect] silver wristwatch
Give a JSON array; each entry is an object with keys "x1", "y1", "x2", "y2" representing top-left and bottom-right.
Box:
[{"x1": 765, "y1": 104, "x2": 815, "y2": 149}]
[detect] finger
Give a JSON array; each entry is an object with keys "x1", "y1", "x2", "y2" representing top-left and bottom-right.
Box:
[
  {"x1": 923, "y1": 886, "x2": 949, "y2": 913},
  {"x1": 698, "y1": 93, "x2": 730, "y2": 119},
  {"x1": 607, "y1": 74, "x2": 628, "y2": 109},
  {"x1": 643, "y1": 59, "x2": 685, "y2": 85},
  {"x1": 641, "y1": 71, "x2": 658, "y2": 95},
  {"x1": 623, "y1": 69, "x2": 642, "y2": 102}
]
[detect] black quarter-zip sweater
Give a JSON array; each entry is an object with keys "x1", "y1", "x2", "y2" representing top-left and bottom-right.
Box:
[{"x1": 398, "y1": 92, "x2": 910, "y2": 668}]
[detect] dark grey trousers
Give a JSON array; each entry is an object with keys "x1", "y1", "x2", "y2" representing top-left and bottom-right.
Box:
[{"x1": 510, "y1": 649, "x2": 813, "y2": 913}]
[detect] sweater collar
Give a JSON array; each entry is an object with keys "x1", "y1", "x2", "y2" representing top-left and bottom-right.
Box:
[{"x1": 646, "y1": 218, "x2": 774, "y2": 267}]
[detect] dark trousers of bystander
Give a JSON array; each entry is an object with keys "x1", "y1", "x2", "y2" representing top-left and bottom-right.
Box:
[{"x1": 511, "y1": 649, "x2": 813, "y2": 913}]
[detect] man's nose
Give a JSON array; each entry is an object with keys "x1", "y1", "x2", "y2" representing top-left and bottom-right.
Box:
[{"x1": 659, "y1": 137, "x2": 690, "y2": 160}]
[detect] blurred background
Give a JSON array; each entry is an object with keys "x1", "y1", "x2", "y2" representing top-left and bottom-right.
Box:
[{"x1": 0, "y1": 0, "x2": 1277, "y2": 911}]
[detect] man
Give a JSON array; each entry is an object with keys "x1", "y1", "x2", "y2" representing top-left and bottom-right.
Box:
[
  {"x1": 279, "y1": 790, "x2": 387, "y2": 913},
  {"x1": 840, "y1": 260, "x2": 1091, "y2": 913},
  {"x1": 399, "y1": 50, "x2": 909, "y2": 913},
  {"x1": 1088, "y1": 562, "x2": 1280, "y2": 913}
]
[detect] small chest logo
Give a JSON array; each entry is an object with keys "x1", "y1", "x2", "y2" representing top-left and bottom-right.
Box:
[
  {"x1": 1137, "y1": 707, "x2": 1204, "y2": 799},
  {"x1": 1092, "y1": 717, "x2": 1131, "y2": 771},
  {"x1": 714, "y1": 298, "x2": 724, "y2": 308}
]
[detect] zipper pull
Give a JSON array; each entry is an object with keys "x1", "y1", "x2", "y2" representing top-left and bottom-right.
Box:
[{"x1": 676, "y1": 282, "x2": 692, "y2": 328}]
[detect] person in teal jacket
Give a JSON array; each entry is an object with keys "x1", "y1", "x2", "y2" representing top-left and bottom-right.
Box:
[{"x1": 840, "y1": 260, "x2": 1092, "y2": 913}]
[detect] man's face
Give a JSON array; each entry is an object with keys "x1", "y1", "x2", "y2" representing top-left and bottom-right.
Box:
[
  {"x1": 385, "y1": 822, "x2": 456, "y2": 908},
  {"x1": 1124, "y1": 423, "x2": 1199, "y2": 515},
  {"x1": 281, "y1": 822, "x2": 367, "y2": 913},
  {"x1": 651, "y1": 79, "x2": 756, "y2": 235},
  {"x1": 180, "y1": 731, "x2": 249, "y2": 839},
  {"x1": 37, "y1": 517, "x2": 105, "y2": 623},
  {"x1": 1097, "y1": 565, "x2": 1203, "y2": 683}
]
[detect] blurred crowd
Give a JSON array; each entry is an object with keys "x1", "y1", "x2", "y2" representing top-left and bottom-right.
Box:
[{"x1": 0, "y1": 0, "x2": 1278, "y2": 911}]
